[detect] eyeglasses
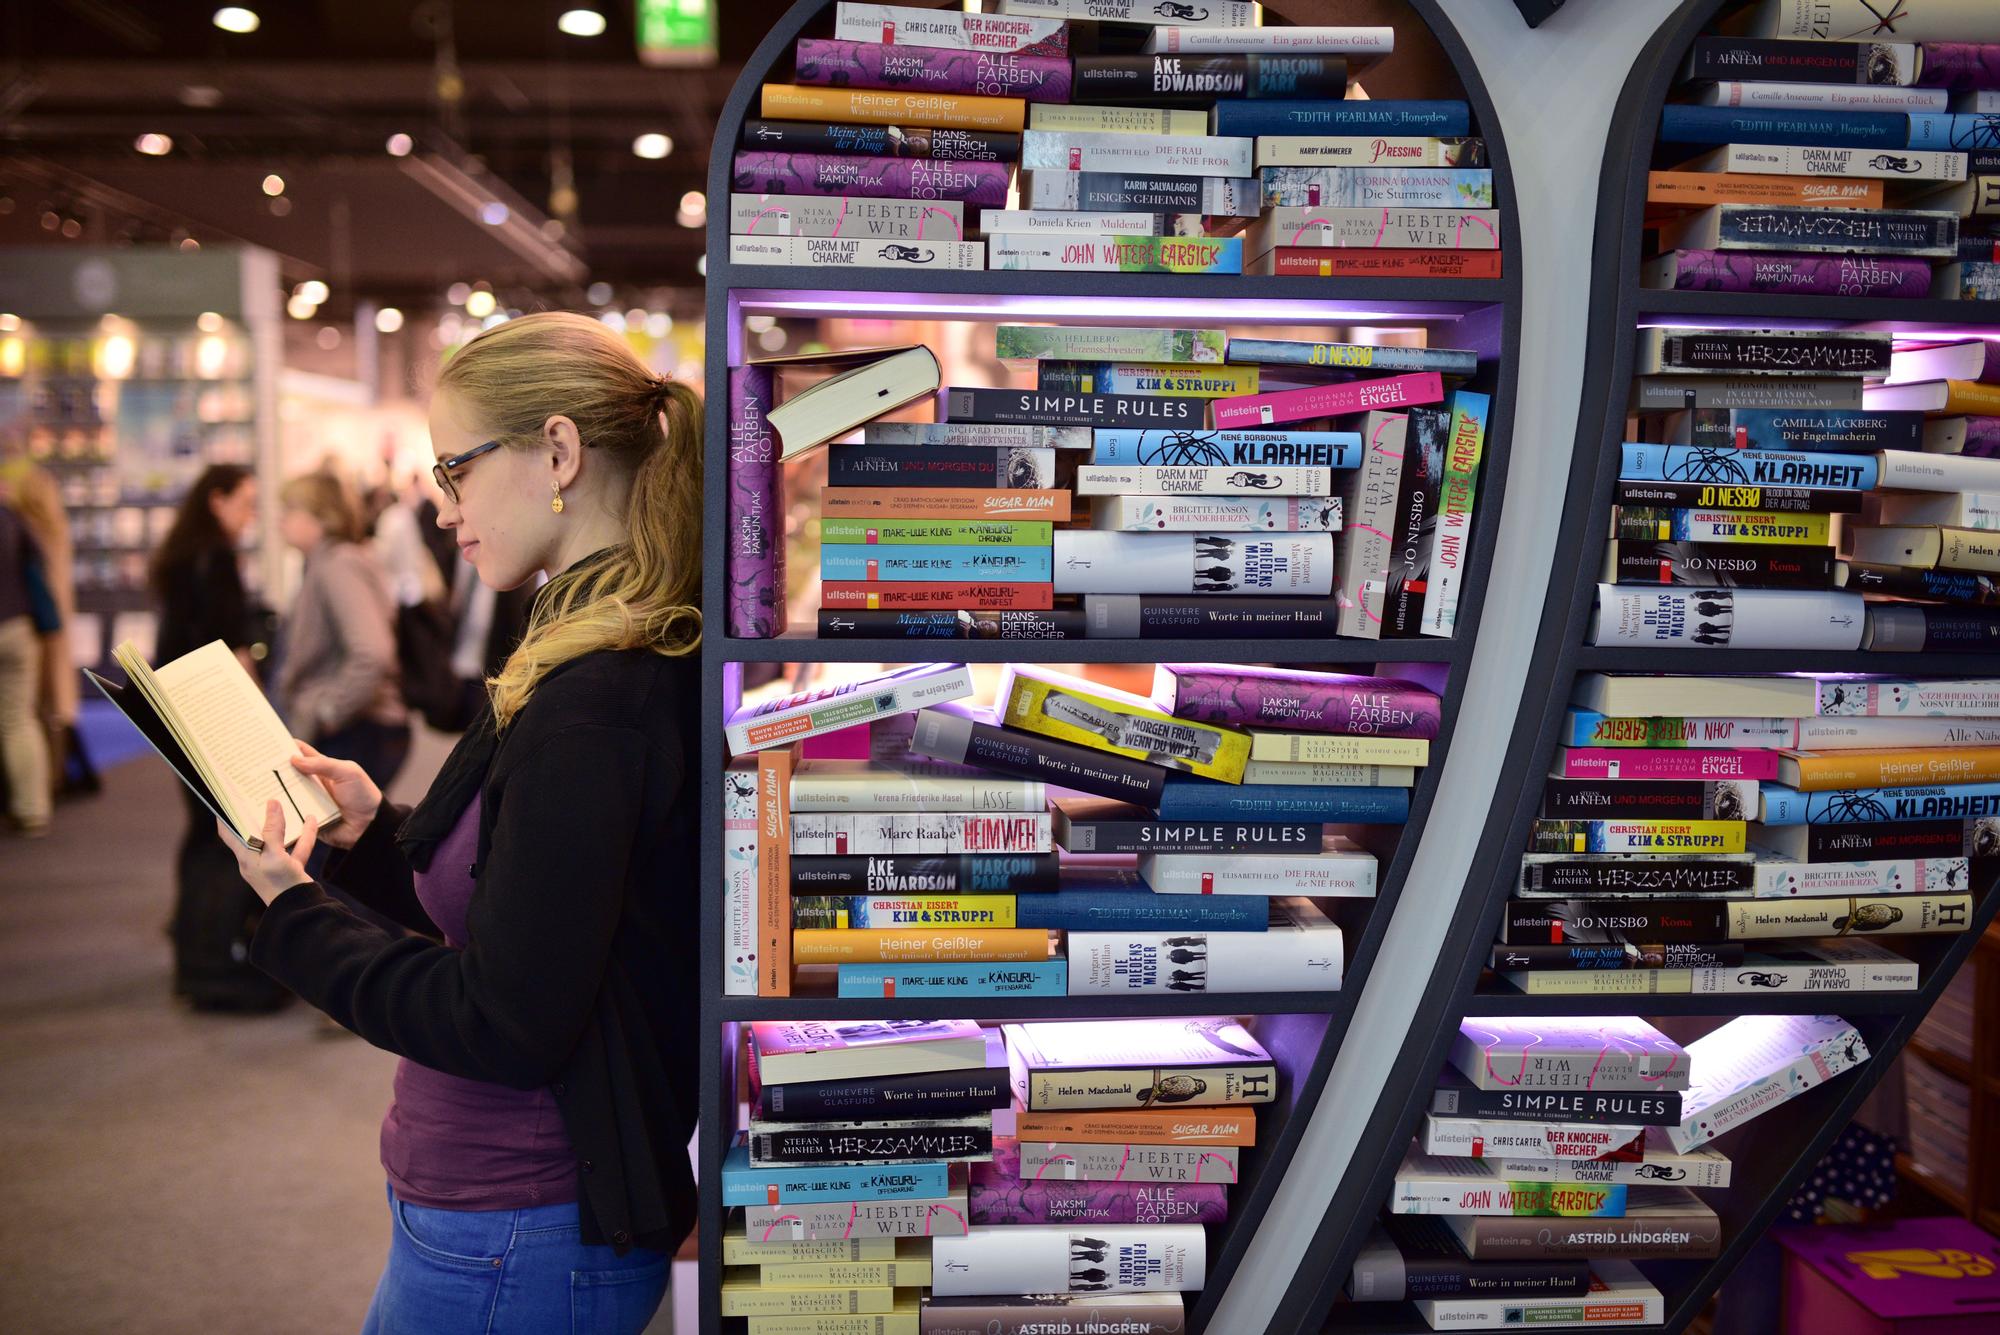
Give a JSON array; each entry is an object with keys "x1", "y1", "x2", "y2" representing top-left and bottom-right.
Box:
[{"x1": 432, "y1": 438, "x2": 504, "y2": 504}]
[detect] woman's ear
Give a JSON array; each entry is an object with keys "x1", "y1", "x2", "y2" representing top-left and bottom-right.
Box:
[{"x1": 544, "y1": 414, "x2": 584, "y2": 489}]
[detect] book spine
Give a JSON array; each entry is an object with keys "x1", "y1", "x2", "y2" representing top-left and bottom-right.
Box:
[
  {"x1": 1016, "y1": 1140, "x2": 1241, "y2": 1184},
  {"x1": 1020, "y1": 170, "x2": 1261, "y2": 215},
  {"x1": 911, "y1": 706, "x2": 1171, "y2": 807},
  {"x1": 1027, "y1": 104, "x2": 1209, "y2": 135},
  {"x1": 819, "y1": 582, "x2": 1056, "y2": 610},
  {"x1": 1647, "y1": 171, "x2": 1886, "y2": 207},
  {"x1": 1608, "y1": 540, "x2": 1837, "y2": 588},
  {"x1": 793, "y1": 894, "x2": 1018, "y2": 928},
  {"x1": 1917, "y1": 42, "x2": 2000, "y2": 89},
  {"x1": 1563, "y1": 711, "x2": 1797, "y2": 749},
  {"x1": 1153, "y1": 781, "x2": 1408, "y2": 824},
  {"x1": 1556, "y1": 748, "x2": 1779, "y2": 780},
  {"x1": 1621, "y1": 444, "x2": 1877, "y2": 489},
  {"x1": 1686, "y1": 36, "x2": 1916, "y2": 83},
  {"x1": 1057, "y1": 817, "x2": 1322, "y2": 856},
  {"x1": 1520, "y1": 856, "x2": 1755, "y2": 895},
  {"x1": 1148, "y1": 25, "x2": 1396, "y2": 54},
  {"x1": 1246, "y1": 733, "x2": 1431, "y2": 765},
  {"x1": 1909, "y1": 111, "x2": 2000, "y2": 149},
  {"x1": 1666, "y1": 1044, "x2": 1870, "y2": 1155},
  {"x1": 1643, "y1": 329, "x2": 1893, "y2": 377},
  {"x1": 987, "y1": 233, "x2": 1244, "y2": 274},
  {"x1": 1614, "y1": 483, "x2": 1858, "y2": 514},
  {"x1": 1869, "y1": 605, "x2": 2000, "y2": 654},
  {"x1": 1041, "y1": 363, "x2": 1259, "y2": 399},
  {"x1": 729, "y1": 666, "x2": 976, "y2": 754},
  {"x1": 1788, "y1": 748, "x2": 2000, "y2": 790},
  {"x1": 969, "y1": 1168, "x2": 1230, "y2": 1226},
  {"x1": 733, "y1": 151, "x2": 1012, "y2": 207},
  {"x1": 1051, "y1": 531, "x2": 1337, "y2": 596},
  {"x1": 724, "y1": 765, "x2": 760, "y2": 997},
  {"x1": 1155, "y1": 667, "x2": 1441, "y2": 738},
  {"x1": 793, "y1": 927, "x2": 1048, "y2": 965},
  {"x1": 826, "y1": 446, "x2": 1057, "y2": 491},
  {"x1": 994, "y1": 325, "x2": 1226, "y2": 363},
  {"x1": 1541, "y1": 778, "x2": 1757, "y2": 820},
  {"x1": 741, "y1": 118, "x2": 1022, "y2": 162},
  {"x1": 1019, "y1": 129, "x2": 1253, "y2": 176},
  {"x1": 1002, "y1": 667, "x2": 1252, "y2": 784},
  {"x1": 1707, "y1": 142, "x2": 1967, "y2": 180},
  {"x1": 822, "y1": 519, "x2": 1055, "y2": 546},
  {"x1": 1011, "y1": 1112, "x2": 1256, "y2": 1145},
  {"x1": 1762, "y1": 780, "x2": 2000, "y2": 824},
  {"x1": 867, "y1": 422, "x2": 1091, "y2": 450},
  {"x1": 1211, "y1": 100, "x2": 1472, "y2": 137},
  {"x1": 750, "y1": 1123, "x2": 994, "y2": 1165},
  {"x1": 1846, "y1": 565, "x2": 2000, "y2": 607},
  {"x1": 761, "y1": 83, "x2": 1028, "y2": 133},
  {"x1": 1529, "y1": 819, "x2": 1747, "y2": 854},
  {"x1": 1451, "y1": 1213, "x2": 1722, "y2": 1261},
  {"x1": 1589, "y1": 585, "x2": 1867, "y2": 650},
  {"x1": 744, "y1": 1191, "x2": 970, "y2": 1237},
  {"x1": 1015, "y1": 890, "x2": 1268, "y2": 931},
  {"x1": 1000, "y1": 0, "x2": 1258, "y2": 23},
  {"x1": 1258, "y1": 167, "x2": 1495, "y2": 210},
  {"x1": 1633, "y1": 371, "x2": 1863, "y2": 412},
  {"x1": 1422, "y1": 1116, "x2": 1646, "y2": 1158},
  {"x1": 731, "y1": 192, "x2": 968, "y2": 239},
  {"x1": 1705, "y1": 80, "x2": 1945, "y2": 111},
  {"x1": 1336, "y1": 411, "x2": 1406, "y2": 637},
  {"x1": 1495, "y1": 1148, "x2": 1732, "y2": 1188},
  {"x1": 1656, "y1": 249, "x2": 1930, "y2": 297},
  {"x1": 755, "y1": 1258, "x2": 932, "y2": 1290},
  {"x1": 720, "y1": 1288, "x2": 903, "y2": 1317},
  {"x1": 1351, "y1": 1256, "x2": 1591, "y2": 1304},
  {"x1": 1079, "y1": 593, "x2": 1340, "y2": 638},
  {"x1": 726, "y1": 365, "x2": 783, "y2": 638},
  {"x1": 1139, "y1": 848, "x2": 1378, "y2": 896},
  {"x1": 1250, "y1": 248, "x2": 1504, "y2": 278},
  {"x1": 728, "y1": 234, "x2": 986, "y2": 270},
  {"x1": 1381, "y1": 405, "x2": 1448, "y2": 639},
  {"x1": 1420, "y1": 389, "x2": 1491, "y2": 637},
  {"x1": 1756, "y1": 856, "x2": 1970, "y2": 897},
  {"x1": 790, "y1": 853, "x2": 1061, "y2": 894},
  {"x1": 1390, "y1": 1175, "x2": 1627, "y2": 1215},
  {"x1": 836, "y1": 960, "x2": 1069, "y2": 997},
  {"x1": 1731, "y1": 408, "x2": 1924, "y2": 452},
  {"x1": 1223, "y1": 339, "x2": 1480, "y2": 378},
  {"x1": 1798, "y1": 820, "x2": 1974, "y2": 859},
  {"x1": 1697, "y1": 205, "x2": 1960, "y2": 256},
  {"x1": 821, "y1": 547, "x2": 1053, "y2": 583},
  {"x1": 920, "y1": 1298, "x2": 1189, "y2": 1335},
  {"x1": 822, "y1": 488, "x2": 1073, "y2": 521},
  {"x1": 1084, "y1": 488, "x2": 1347, "y2": 521},
  {"x1": 790, "y1": 811, "x2": 1053, "y2": 856},
  {"x1": 1253, "y1": 138, "x2": 1487, "y2": 168},
  {"x1": 1251, "y1": 209, "x2": 1501, "y2": 251},
  {"x1": 981, "y1": 208, "x2": 1165, "y2": 235},
  {"x1": 795, "y1": 37, "x2": 1071, "y2": 102},
  {"x1": 757, "y1": 1068, "x2": 1010, "y2": 1122},
  {"x1": 946, "y1": 387, "x2": 1204, "y2": 430},
  {"x1": 1072, "y1": 54, "x2": 1346, "y2": 106},
  {"x1": 835, "y1": 6, "x2": 1071, "y2": 57},
  {"x1": 721, "y1": 1153, "x2": 953, "y2": 1206},
  {"x1": 1614, "y1": 507, "x2": 1835, "y2": 542},
  {"x1": 1872, "y1": 447, "x2": 2000, "y2": 492},
  {"x1": 1658, "y1": 103, "x2": 1909, "y2": 148},
  {"x1": 1494, "y1": 942, "x2": 1746, "y2": 970},
  {"x1": 757, "y1": 750, "x2": 795, "y2": 996},
  {"x1": 928, "y1": 1225, "x2": 1206, "y2": 1296},
  {"x1": 1065, "y1": 920, "x2": 1345, "y2": 994},
  {"x1": 815, "y1": 608, "x2": 1086, "y2": 638},
  {"x1": 1215, "y1": 372, "x2": 1445, "y2": 430}
]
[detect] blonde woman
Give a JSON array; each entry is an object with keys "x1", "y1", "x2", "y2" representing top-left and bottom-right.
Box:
[
  {"x1": 227, "y1": 314, "x2": 702, "y2": 1333},
  {"x1": 276, "y1": 472, "x2": 410, "y2": 787}
]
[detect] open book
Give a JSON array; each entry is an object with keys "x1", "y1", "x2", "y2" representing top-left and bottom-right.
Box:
[{"x1": 86, "y1": 639, "x2": 340, "y2": 850}]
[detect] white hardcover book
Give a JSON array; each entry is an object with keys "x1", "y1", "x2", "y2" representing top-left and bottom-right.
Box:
[
  {"x1": 1494, "y1": 1129, "x2": 1733, "y2": 1188},
  {"x1": 1749, "y1": 0, "x2": 2000, "y2": 43},
  {"x1": 1052, "y1": 531, "x2": 1336, "y2": 595},
  {"x1": 789, "y1": 811, "x2": 1055, "y2": 856},
  {"x1": 977, "y1": 209, "x2": 1163, "y2": 235},
  {"x1": 730, "y1": 193, "x2": 969, "y2": 237},
  {"x1": 726, "y1": 663, "x2": 975, "y2": 755},
  {"x1": 1956, "y1": 90, "x2": 2000, "y2": 113},
  {"x1": 1589, "y1": 584, "x2": 1866, "y2": 650},
  {"x1": 929, "y1": 1224, "x2": 1206, "y2": 1297},
  {"x1": 724, "y1": 759, "x2": 760, "y2": 997},
  {"x1": 833, "y1": 3, "x2": 1069, "y2": 54},
  {"x1": 1021, "y1": 171, "x2": 1261, "y2": 216},
  {"x1": 1138, "y1": 839, "x2": 1377, "y2": 897},
  {"x1": 1247, "y1": 205, "x2": 1500, "y2": 251},
  {"x1": 1873, "y1": 449, "x2": 2000, "y2": 494},
  {"x1": 1421, "y1": 1115, "x2": 1646, "y2": 1160},
  {"x1": 1336, "y1": 411, "x2": 1408, "y2": 638},
  {"x1": 1685, "y1": 143, "x2": 1968, "y2": 183},
  {"x1": 1146, "y1": 25, "x2": 1395, "y2": 54},
  {"x1": 1697, "y1": 80, "x2": 1946, "y2": 113},
  {"x1": 1748, "y1": 854, "x2": 1972, "y2": 897},
  {"x1": 1793, "y1": 715, "x2": 2000, "y2": 749},
  {"x1": 997, "y1": 0, "x2": 1253, "y2": 26},
  {"x1": 1015, "y1": 1140, "x2": 1240, "y2": 1184},
  {"x1": 1259, "y1": 167, "x2": 1496, "y2": 210},
  {"x1": 1089, "y1": 495, "x2": 1342, "y2": 533},
  {"x1": 1665, "y1": 1013, "x2": 1870, "y2": 1153},
  {"x1": 1067, "y1": 897, "x2": 1343, "y2": 995},
  {"x1": 865, "y1": 422, "x2": 1092, "y2": 450},
  {"x1": 1243, "y1": 759, "x2": 1416, "y2": 787},
  {"x1": 1253, "y1": 137, "x2": 1482, "y2": 168},
  {"x1": 1873, "y1": 491, "x2": 2000, "y2": 530},
  {"x1": 1417, "y1": 1262, "x2": 1663, "y2": 1331},
  {"x1": 729, "y1": 234, "x2": 986, "y2": 271},
  {"x1": 1695, "y1": 941, "x2": 1920, "y2": 994},
  {"x1": 1021, "y1": 130, "x2": 1254, "y2": 177},
  {"x1": 1074, "y1": 466, "x2": 1340, "y2": 499},
  {"x1": 789, "y1": 758, "x2": 1046, "y2": 813},
  {"x1": 1888, "y1": 339, "x2": 2000, "y2": 383},
  {"x1": 1027, "y1": 104, "x2": 1209, "y2": 136}
]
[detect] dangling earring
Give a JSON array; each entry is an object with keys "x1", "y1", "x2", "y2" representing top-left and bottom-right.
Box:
[{"x1": 550, "y1": 481, "x2": 565, "y2": 514}]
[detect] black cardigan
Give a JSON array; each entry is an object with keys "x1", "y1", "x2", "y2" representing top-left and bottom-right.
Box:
[{"x1": 251, "y1": 647, "x2": 702, "y2": 1253}]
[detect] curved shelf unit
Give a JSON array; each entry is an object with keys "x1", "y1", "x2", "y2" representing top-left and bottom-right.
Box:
[
  {"x1": 1272, "y1": 3, "x2": 2000, "y2": 1333},
  {"x1": 691, "y1": 3, "x2": 1522, "y2": 1333}
]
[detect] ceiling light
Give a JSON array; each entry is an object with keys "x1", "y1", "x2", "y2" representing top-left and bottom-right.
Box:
[
  {"x1": 295, "y1": 279, "x2": 329, "y2": 305},
  {"x1": 374, "y1": 307, "x2": 404, "y2": 334},
  {"x1": 679, "y1": 190, "x2": 706, "y2": 217},
  {"x1": 632, "y1": 133, "x2": 673, "y2": 160},
  {"x1": 134, "y1": 133, "x2": 173, "y2": 156},
  {"x1": 445, "y1": 281, "x2": 471, "y2": 305},
  {"x1": 598, "y1": 311, "x2": 626, "y2": 332},
  {"x1": 464, "y1": 290, "x2": 496, "y2": 318},
  {"x1": 267, "y1": 196, "x2": 292, "y2": 217},
  {"x1": 180, "y1": 85, "x2": 223, "y2": 108},
  {"x1": 212, "y1": 7, "x2": 260, "y2": 34},
  {"x1": 479, "y1": 202, "x2": 509, "y2": 226},
  {"x1": 586, "y1": 281, "x2": 613, "y2": 306},
  {"x1": 643, "y1": 312, "x2": 671, "y2": 338},
  {"x1": 197, "y1": 312, "x2": 224, "y2": 332},
  {"x1": 557, "y1": 8, "x2": 607, "y2": 37},
  {"x1": 385, "y1": 132, "x2": 413, "y2": 157},
  {"x1": 316, "y1": 326, "x2": 342, "y2": 350},
  {"x1": 286, "y1": 294, "x2": 317, "y2": 320},
  {"x1": 179, "y1": 236, "x2": 200, "y2": 252},
  {"x1": 59, "y1": 219, "x2": 82, "y2": 239},
  {"x1": 261, "y1": 173, "x2": 285, "y2": 196},
  {"x1": 695, "y1": 254, "x2": 706, "y2": 277},
  {"x1": 0, "y1": 315, "x2": 18, "y2": 332}
]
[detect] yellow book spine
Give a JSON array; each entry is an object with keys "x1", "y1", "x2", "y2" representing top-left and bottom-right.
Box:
[
  {"x1": 1012, "y1": 1110, "x2": 1259, "y2": 1146},
  {"x1": 760, "y1": 83, "x2": 1027, "y2": 132},
  {"x1": 1507, "y1": 970, "x2": 1693, "y2": 996},
  {"x1": 1724, "y1": 894, "x2": 1974, "y2": 939},
  {"x1": 1942, "y1": 380, "x2": 2000, "y2": 416},
  {"x1": 1789, "y1": 747, "x2": 2000, "y2": 790},
  {"x1": 1245, "y1": 731, "x2": 1431, "y2": 766},
  {"x1": 720, "y1": 1274, "x2": 897, "y2": 1317},
  {"x1": 1002, "y1": 673, "x2": 1251, "y2": 783},
  {"x1": 759, "y1": 1258, "x2": 931, "y2": 1289},
  {"x1": 745, "y1": 1307, "x2": 920, "y2": 1335},
  {"x1": 1941, "y1": 527, "x2": 2000, "y2": 573},
  {"x1": 791, "y1": 928, "x2": 1049, "y2": 965}
]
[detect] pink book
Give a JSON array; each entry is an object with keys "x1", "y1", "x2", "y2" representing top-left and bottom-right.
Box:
[
  {"x1": 802, "y1": 723, "x2": 873, "y2": 760},
  {"x1": 1555, "y1": 747, "x2": 1780, "y2": 781},
  {"x1": 1213, "y1": 372, "x2": 1444, "y2": 429}
]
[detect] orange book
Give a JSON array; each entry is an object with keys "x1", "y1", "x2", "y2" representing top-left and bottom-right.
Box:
[
  {"x1": 1646, "y1": 171, "x2": 1883, "y2": 210},
  {"x1": 791, "y1": 928, "x2": 1050, "y2": 966},
  {"x1": 1247, "y1": 248, "x2": 1500, "y2": 279},
  {"x1": 756, "y1": 746, "x2": 797, "y2": 996},
  {"x1": 1779, "y1": 747, "x2": 2000, "y2": 792},
  {"x1": 1013, "y1": 1107, "x2": 1258, "y2": 1147},
  {"x1": 760, "y1": 83, "x2": 1027, "y2": 133},
  {"x1": 820, "y1": 581, "x2": 1054, "y2": 610},
  {"x1": 821, "y1": 488, "x2": 1074, "y2": 521}
]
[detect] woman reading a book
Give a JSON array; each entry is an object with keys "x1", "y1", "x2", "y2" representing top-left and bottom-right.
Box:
[{"x1": 223, "y1": 312, "x2": 703, "y2": 1334}]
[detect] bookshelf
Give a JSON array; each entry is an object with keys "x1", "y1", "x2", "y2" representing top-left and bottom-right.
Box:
[
  {"x1": 693, "y1": 2, "x2": 1522, "y2": 1332},
  {"x1": 1274, "y1": 1, "x2": 2000, "y2": 1332}
]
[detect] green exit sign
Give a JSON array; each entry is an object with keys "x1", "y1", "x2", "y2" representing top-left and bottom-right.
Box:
[{"x1": 638, "y1": 0, "x2": 716, "y2": 67}]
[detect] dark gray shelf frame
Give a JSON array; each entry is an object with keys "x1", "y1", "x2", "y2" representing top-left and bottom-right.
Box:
[
  {"x1": 693, "y1": 3, "x2": 1523, "y2": 1332},
  {"x1": 1277, "y1": 1, "x2": 2000, "y2": 1332}
]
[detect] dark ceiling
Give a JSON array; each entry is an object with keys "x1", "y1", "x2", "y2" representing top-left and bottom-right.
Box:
[{"x1": 0, "y1": 0, "x2": 796, "y2": 310}]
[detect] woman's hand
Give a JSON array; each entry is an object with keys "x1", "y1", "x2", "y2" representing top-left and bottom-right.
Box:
[
  {"x1": 224, "y1": 801, "x2": 317, "y2": 906},
  {"x1": 290, "y1": 740, "x2": 382, "y2": 850}
]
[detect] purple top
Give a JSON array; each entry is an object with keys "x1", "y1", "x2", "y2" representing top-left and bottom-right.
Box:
[{"x1": 379, "y1": 794, "x2": 578, "y2": 1209}]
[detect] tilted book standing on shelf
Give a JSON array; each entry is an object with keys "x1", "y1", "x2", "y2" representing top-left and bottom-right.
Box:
[
  {"x1": 758, "y1": 345, "x2": 942, "y2": 461},
  {"x1": 750, "y1": 1019, "x2": 990, "y2": 1086}
]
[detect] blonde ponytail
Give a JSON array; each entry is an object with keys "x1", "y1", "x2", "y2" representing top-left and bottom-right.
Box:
[{"x1": 435, "y1": 312, "x2": 702, "y2": 728}]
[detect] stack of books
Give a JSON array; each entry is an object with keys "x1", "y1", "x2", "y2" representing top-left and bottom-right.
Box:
[
  {"x1": 1503, "y1": 671, "x2": 1990, "y2": 999},
  {"x1": 722, "y1": 1018, "x2": 999, "y2": 1329},
  {"x1": 1349, "y1": 1012, "x2": 1872, "y2": 1330},
  {"x1": 1590, "y1": 325, "x2": 2000, "y2": 651},
  {"x1": 1644, "y1": 4, "x2": 2000, "y2": 300},
  {"x1": 724, "y1": 659, "x2": 1443, "y2": 997},
  {"x1": 726, "y1": 1, "x2": 1503, "y2": 278}
]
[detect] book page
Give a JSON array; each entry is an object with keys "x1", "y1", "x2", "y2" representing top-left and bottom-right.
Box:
[{"x1": 153, "y1": 641, "x2": 340, "y2": 846}]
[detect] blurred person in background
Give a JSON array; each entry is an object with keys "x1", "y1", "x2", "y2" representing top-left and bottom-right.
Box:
[
  {"x1": 275, "y1": 473, "x2": 409, "y2": 789},
  {"x1": 0, "y1": 426, "x2": 83, "y2": 799},
  {"x1": 0, "y1": 498, "x2": 55, "y2": 836},
  {"x1": 150, "y1": 463, "x2": 281, "y2": 1008}
]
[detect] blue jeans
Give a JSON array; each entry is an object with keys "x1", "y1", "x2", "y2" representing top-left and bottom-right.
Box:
[{"x1": 362, "y1": 1184, "x2": 668, "y2": 1334}]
